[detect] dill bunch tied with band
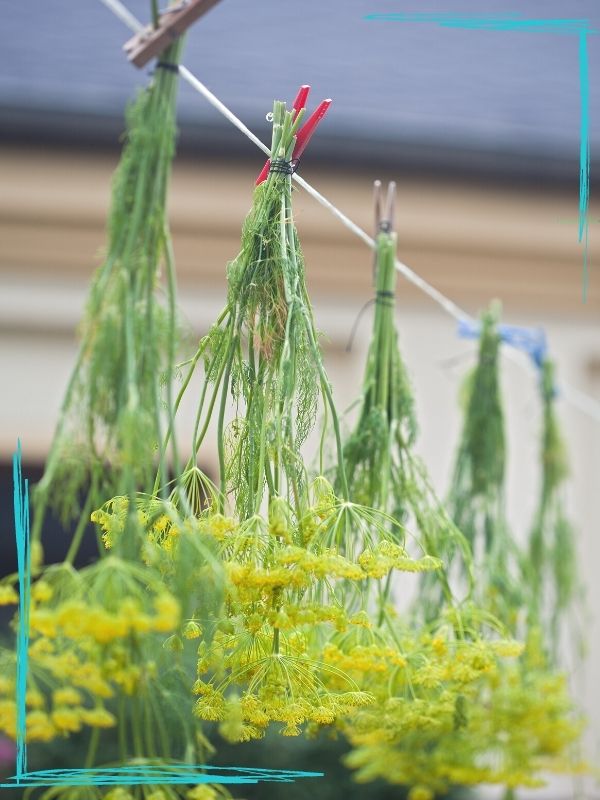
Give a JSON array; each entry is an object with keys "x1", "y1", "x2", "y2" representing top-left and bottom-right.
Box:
[
  {"x1": 341, "y1": 181, "x2": 472, "y2": 622},
  {"x1": 32, "y1": 39, "x2": 185, "y2": 553},
  {"x1": 188, "y1": 98, "x2": 323, "y2": 519}
]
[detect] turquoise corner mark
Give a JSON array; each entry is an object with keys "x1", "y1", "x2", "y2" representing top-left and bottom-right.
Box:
[
  {"x1": 364, "y1": 12, "x2": 596, "y2": 299},
  {"x1": 3, "y1": 443, "x2": 324, "y2": 790}
]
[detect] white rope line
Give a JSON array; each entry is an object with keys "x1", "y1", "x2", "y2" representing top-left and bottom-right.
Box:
[{"x1": 99, "y1": 0, "x2": 600, "y2": 425}]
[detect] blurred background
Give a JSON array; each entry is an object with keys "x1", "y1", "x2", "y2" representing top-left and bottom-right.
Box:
[{"x1": 1, "y1": 0, "x2": 599, "y2": 795}]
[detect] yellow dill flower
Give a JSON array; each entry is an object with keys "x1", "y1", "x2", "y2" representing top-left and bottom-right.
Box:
[
  {"x1": 80, "y1": 707, "x2": 117, "y2": 728},
  {"x1": 51, "y1": 706, "x2": 82, "y2": 733},
  {"x1": 32, "y1": 581, "x2": 53, "y2": 603},
  {"x1": 187, "y1": 786, "x2": 218, "y2": 800},
  {"x1": 52, "y1": 688, "x2": 83, "y2": 706},
  {"x1": 153, "y1": 593, "x2": 180, "y2": 631},
  {"x1": 206, "y1": 514, "x2": 237, "y2": 541},
  {"x1": 163, "y1": 635, "x2": 184, "y2": 652},
  {"x1": 71, "y1": 663, "x2": 114, "y2": 698},
  {"x1": 491, "y1": 639, "x2": 525, "y2": 658},
  {"x1": 111, "y1": 666, "x2": 142, "y2": 695},
  {"x1": 29, "y1": 609, "x2": 57, "y2": 637},
  {"x1": 0, "y1": 585, "x2": 18, "y2": 605},
  {"x1": 408, "y1": 786, "x2": 434, "y2": 800},
  {"x1": 87, "y1": 608, "x2": 128, "y2": 643},
  {"x1": 349, "y1": 611, "x2": 372, "y2": 629},
  {"x1": 0, "y1": 699, "x2": 17, "y2": 737},
  {"x1": 29, "y1": 638, "x2": 55, "y2": 657},
  {"x1": 26, "y1": 710, "x2": 56, "y2": 742},
  {"x1": 183, "y1": 620, "x2": 203, "y2": 639},
  {"x1": 104, "y1": 789, "x2": 135, "y2": 800},
  {"x1": 56, "y1": 601, "x2": 88, "y2": 636},
  {"x1": 120, "y1": 598, "x2": 152, "y2": 634},
  {"x1": 147, "y1": 792, "x2": 168, "y2": 800}
]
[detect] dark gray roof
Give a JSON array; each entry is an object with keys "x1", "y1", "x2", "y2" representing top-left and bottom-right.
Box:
[{"x1": 1, "y1": 0, "x2": 599, "y2": 180}]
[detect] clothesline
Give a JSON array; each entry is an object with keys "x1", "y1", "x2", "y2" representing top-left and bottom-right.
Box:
[{"x1": 98, "y1": 0, "x2": 600, "y2": 425}]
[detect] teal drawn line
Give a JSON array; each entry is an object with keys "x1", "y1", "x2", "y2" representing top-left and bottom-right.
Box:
[
  {"x1": 6, "y1": 442, "x2": 324, "y2": 789},
  {"x1": 13, "y1": 440, "x2": 30, "y2": 779},
  {"x1": 363, "y1": 13, "x2": 597, "y2": 34},
  {"x1": 364, "y1": 12, "x2": 595, "y2": 295}
]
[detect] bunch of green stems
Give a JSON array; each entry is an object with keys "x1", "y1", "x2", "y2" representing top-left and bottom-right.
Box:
[
  {"x1": 32, "y1": 38, "x2": 185, "y2": 561},
  {"x1": 341, "y1": 186, "x2": 472, "y2": 625},
  {"x1": 169, "y1": 100, "x2": 351, "y2": 523},
  {"x1": 445, "y1": 305, "x2": 523, "y2": 627}
]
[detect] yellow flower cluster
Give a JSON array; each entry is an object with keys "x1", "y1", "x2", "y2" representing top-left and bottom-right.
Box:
[
  {"x1": 29, "y1": 593, "x2": 179, "y2": 644},
  {"x1": 178, "y1": 479, "x2": 448, "y2": 743},
  {"x1": 0, "y1": 584, "x2": 19, "y2": 605},
  {"x1": 0, "y1": 668, "x2": 116, "y2": 742},
  {"x1": 342, "y1": 632, "x2": 583, "y2": 795}
]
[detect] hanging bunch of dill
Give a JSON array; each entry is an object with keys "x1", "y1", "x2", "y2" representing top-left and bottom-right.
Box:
[
  {"x1": 32, "y1": 38, "x2": 185, "y2": 553},
  {"x1": 527, "y1": 359, "x2": 580, "y2": 658},
  {"x1": 187, "y1": 99, "x2": 331, "y2": 519},
  {"x1": 341, "y1": 181, "x2": 472, "y2": 622},
  {"x1": 445, "y1": 303, "x2": 524, "y2": 626},
  {"x1": 0, "y1": 32, "x2": 231, "y2": 796}
]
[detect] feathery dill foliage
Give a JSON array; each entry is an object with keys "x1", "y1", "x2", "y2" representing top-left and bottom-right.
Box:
[
  {"x1": 447, "y1": 304, "x2": 523, "y2": 624},
  {"x1": 32, "y1": 39, "x2": 185, "y2": 548},
  {"x1": 527, "y1": 359, "x2": 580, "y2": 657},
  {"x1": 341, "y1": 196, "x2": 472, "y2": 621}
]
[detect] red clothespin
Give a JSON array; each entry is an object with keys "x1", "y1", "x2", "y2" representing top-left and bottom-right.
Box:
[
  {"x1": 256, "y1": 86, "x2": 332, "y2": 185},
  {"x1": 124, "y1": 0, "x2": 223, "y2": 68}
]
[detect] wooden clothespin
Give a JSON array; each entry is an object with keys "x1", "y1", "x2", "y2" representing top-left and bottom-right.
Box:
[
  {"x1": 124, "y1": 0, "x2": 222, "y2": 68},
  {"x1": 373, "y1": 180, "x2": 396, "y2": 235}
]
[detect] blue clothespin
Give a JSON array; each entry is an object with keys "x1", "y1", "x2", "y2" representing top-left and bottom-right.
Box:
[{"x1": 457, "y1": 319, "x2": 548, "y2": 370}]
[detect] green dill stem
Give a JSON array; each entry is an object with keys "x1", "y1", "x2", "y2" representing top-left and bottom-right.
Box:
[
  {"x1": 143, "y1": 686, "x2": 157, "y2": 758},
  {"x1": 217, "y1": 342, "x2": 235, "y2": 509},
  {"x1": 191, "y1": 340, "x2": 230, "y2": 458},
  {"x1": 118, "y1": 694, "x2": 128, "y2": 761},
  {"x1": 131, "y1": 696, "x2": 145, "y2": 758},
  {"x1": 158, "y1": 308, "x2": 230, "y2": 472},
  {"x1": 301, "y1": 308, "x2": 349, "y2": 498},
  {"x1": 254, "y1": 372, "x2": 270, "y2": 515},
  {"x1": 162, "y1": 226, "x2": 182, "y2": 480},
  {"x1": 64, "y1": 485, "x2": 94, "y2": 565},
  {"x1": 151, "y1": 0, "x2": 160, "y2": 28},
  {"x1": 84, "y1": 726, "x2": 100, "y2": 769}
]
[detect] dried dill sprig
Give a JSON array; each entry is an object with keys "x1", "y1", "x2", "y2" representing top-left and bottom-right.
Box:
[
  {"x1": 527, "y1": 359, "x2": 580, "y2": 657},
  {"x1": 341, "y1": 182, "x2": 472, "y2": 622},
  {"x1": 32, "y1": 39, "x2": 185, "y2": 553}
]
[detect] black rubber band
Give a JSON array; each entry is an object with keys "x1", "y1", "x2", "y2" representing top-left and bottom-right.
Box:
[
  {"x1": 375, "y1": 289, "x2": 395, "y2": 307},
  {"x1": 269, "y1": 158, "x2": 299, "y2": 176},
  {"x1": 156, "y1": 61, "x2": 179, "y2": 73}
]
